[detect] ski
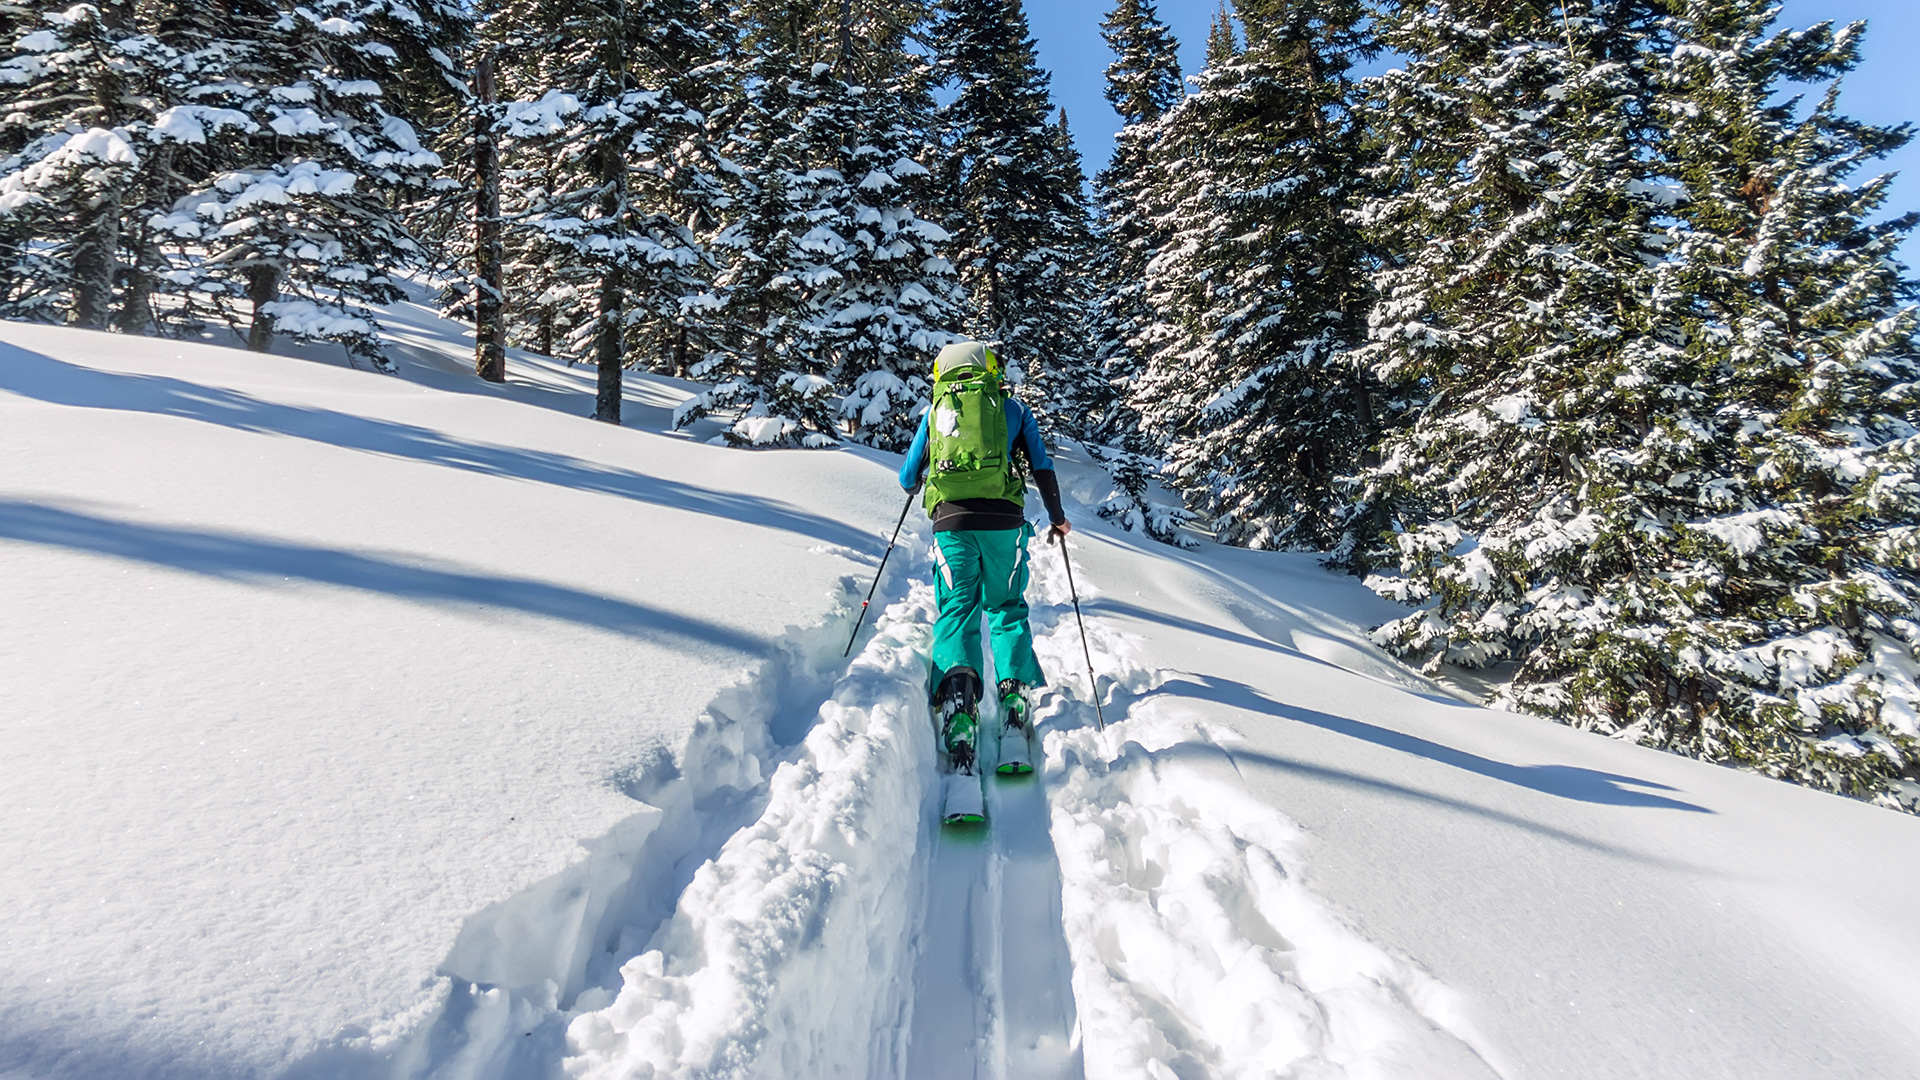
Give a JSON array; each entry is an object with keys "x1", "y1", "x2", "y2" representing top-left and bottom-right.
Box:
[
  {"x1": 995, "y1": 723, "x2": 1033, "y2": 775},
  {"x1": 936, "y1": 688, "x2": 987, "y2": 826},
  {"x1": 994, "y1": 682, "x2": 1035, "y2": 776},
  {"x1": 940, "y1": 764, "x2": 986, "y2": 825}
]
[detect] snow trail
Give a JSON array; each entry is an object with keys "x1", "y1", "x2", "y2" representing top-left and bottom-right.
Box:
[
  {"x1": 903, "y1": 651, "x2": 1082, "y2": 1080},
  {"x1": 332, "y1": 521, "x2": 1499, "y2": 1080},
  {"x1": 561, "y1": 564, "x2": 940, "y2": 1079},
  {"x1": 1023, "y1": 543, "x2": 1505, "y2": 1080}
]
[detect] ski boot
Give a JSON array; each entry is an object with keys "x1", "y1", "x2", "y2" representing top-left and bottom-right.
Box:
[
  {"x1": 937, "y1": 670, "x2": 983, "y2": 775},
  {"x1": 996, "y1": 679, "x2": 1035, "y2": 775},
  {"x1": 936, "y1": 670, "x2": 987, "y2": 824}
]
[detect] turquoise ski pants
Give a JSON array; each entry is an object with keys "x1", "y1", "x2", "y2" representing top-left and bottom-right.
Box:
[{"x1": 930, "y1": 524, "x2": 1046, "y2": 691}]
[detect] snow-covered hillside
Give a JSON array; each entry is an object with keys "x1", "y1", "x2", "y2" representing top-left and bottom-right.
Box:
[{"x1": 4, "y1": 304, "x2": 1919, "y2": 1080}]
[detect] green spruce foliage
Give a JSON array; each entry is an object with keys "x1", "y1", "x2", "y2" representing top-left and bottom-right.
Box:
[
  {"x1": 932, "y1": 0, "x2": 1094, "y2": 416},
  {"x1": 1133, "y1": 0, "x2": 1379, "y2": 550},
  {"x1": 1083, "y1": 0, "x2": 1187, "y2": 542},
  {"x1": 1355, "y1": 0, "x2": 1920, "y2": 810},
  {"x1": 675, "y1": 0, "x2": 965, "y2": 448}
]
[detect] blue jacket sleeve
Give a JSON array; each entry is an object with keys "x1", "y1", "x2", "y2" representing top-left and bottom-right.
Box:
[
  {"x1": 1008, "y1": 399, "x2": 1053, "y2": 471},
  {"x1": 899, "y1": 411, "x2": 930, "y2": 490}
]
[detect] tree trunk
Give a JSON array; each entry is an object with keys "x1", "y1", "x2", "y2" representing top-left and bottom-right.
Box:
[
  {"x1": 246, "y1": 264, "x2": 280, "y2": 352},
  {"x1": 593, "y1": 266, "x2": 624, "y2": 423},
  {"x1": 672, "y1": 324, "x2": 688, "y2": 378},
  {"x1": 115, "y1": 240, "x2": 157, "y2": 335},
  {"x1": 592, "y1": 139, "x2": 626, "y2": 424},
  {"x1": 70, "y1": 184, "x2": 120, "y2": 330},
  {"x1": 838, "y1": 0, "x2": 854, "y2": 74},
  {"x1": 116, "y1": 144, "x2": 176, "y2": 335},
  {"x1": 591, "y1": 3, "x2": 628, "y2": 424},
  {"x1": 473, "y1": 49, "x2": 507, "y2": 383}
]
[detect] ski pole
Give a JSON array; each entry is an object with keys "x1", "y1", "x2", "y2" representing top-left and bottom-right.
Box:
[
  {"x1": 1051, "y1": 528, "x2": 1106, "y2": 731},
  {"x1": 845, "y1": 490, "x2": 917, "y2": 658}
]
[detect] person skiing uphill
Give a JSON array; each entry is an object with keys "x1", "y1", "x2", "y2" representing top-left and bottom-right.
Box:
[{"x1": 900, "y1": 340, "x2": 1070, "y2": 780}]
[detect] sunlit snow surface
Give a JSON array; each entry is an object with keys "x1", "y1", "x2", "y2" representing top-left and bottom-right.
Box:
[{"x1": 4, "y1": 302, "x2": 1920, "y2": 1080}]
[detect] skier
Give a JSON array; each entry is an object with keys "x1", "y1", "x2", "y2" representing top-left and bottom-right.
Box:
[{"x1": 900, "y1": 340, "x2": 1070, "y2": 784}]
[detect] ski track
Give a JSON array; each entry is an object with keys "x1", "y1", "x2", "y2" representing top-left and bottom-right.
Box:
[{"x1": 320, "y1": 526, "x2": 1499, "y2": 1079}]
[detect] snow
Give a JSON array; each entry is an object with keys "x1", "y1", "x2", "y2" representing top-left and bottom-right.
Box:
[
  {"x1": 1694, "y1": 508, "x2": 1798, "y2": 555},
  {"x1": 0, "y1": 308, "x2": 890, "y2": 1079},
  {"x1": 501, "y1": 92, "x2": 581, "y2": 138},
  {"x1": 258, "y1": 300, "x2": 373, "y2": 340},
  {"x1": 566, "y1": 583, "x2": 932, "y2": 1079},
  {"x1": 53, "y1": 126, "x2": 140, "y2": 166},
  {"x1": 5, "y1": 300, "x2": 1920, "y2": 1079},
  {"x1": 268, "y1": 107, "x2": 327, "y2": 137},
  {"x1": 151, "y1": 106, "x2": 257, "y2": 144}
]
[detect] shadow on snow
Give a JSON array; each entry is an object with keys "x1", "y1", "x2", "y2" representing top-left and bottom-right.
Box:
[
  {"x1": 1150, "y1": 674, "x2": 1710, "y2": 814},
  {"x1": 0, "y1": 499, "x2": 767, "y2": 655},
  {"x1": 0, "y1": 342, "x2": 871, "y2": 552}
]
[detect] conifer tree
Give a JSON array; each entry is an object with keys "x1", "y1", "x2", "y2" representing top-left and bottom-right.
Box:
[
  {"x1": 1022, "y1": 108, "x2": 1098, "y2": 425},
  {"x1": 492, "y1": 0, "x2": 720, "y2": 420},
  {"x1": 1132, "y1": 0, "x2": 1377, "y2": 550},
  {"x1": 1, "y1": 0, "x2": 464, "y2": 352},
  {"x1": 933, "y1": 0, "x2": 1093, "y2": 408},
  {"x1": 1088, "y1": 0, "x2": 1181, "y2": 446},
  {"x1": 1355, "y1": 0, "x2": 1692, "y2": 649},
  {"x1": 1619, "y1": 2, "x2": 1920, "y2": 804},
  {"x1": 146, "y1": 0, "x2": 465, "y2": 361},
  {"x1": 0, "y1": 0, "x2": 164, "y2": 326},
  {"x1": 685, "y1": 41, "x2": 840, "y2": 446},
  {"x1": 1356, "y1": 0, "x2": 1920, "y2": 808},
  {"x1": 679, "y1": 0, "x2": 962, "y2": 450},
  {"x1": 812, "y1": 54, "x2": 968, "y2": 451}
]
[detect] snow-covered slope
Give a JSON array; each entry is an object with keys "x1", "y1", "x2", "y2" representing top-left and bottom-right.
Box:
[
  {"x1": 4, "y1": 305, "x2": 1919, "y2": 1080},
  {"x1": 0, "y1": 313, "x2": 904, "y2": 1079}
]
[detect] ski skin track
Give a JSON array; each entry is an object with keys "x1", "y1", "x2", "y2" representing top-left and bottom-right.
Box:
[
  {"x1": 906, "y1": 545, "x2": 1087, "y2": 1080},
  {"x1": 333, "y1": 501, "x2": 1489, "y2": 1079}
]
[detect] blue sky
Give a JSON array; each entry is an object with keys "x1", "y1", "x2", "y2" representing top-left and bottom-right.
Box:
[{"x1": 1027, "y1": 0, "x2": 1920, "y2": 248}]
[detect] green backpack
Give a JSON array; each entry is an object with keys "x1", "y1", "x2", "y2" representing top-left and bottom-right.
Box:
[{"x1": 924, "y1": 343, "x2": 1026, "y2": 514}]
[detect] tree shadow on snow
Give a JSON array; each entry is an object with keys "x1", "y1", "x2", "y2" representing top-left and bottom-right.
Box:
[
  {"x1": 1090, "y1": 595, "x2": 1475, "y2": 709},
  {"x1": 1153, "y1": 674, "x2": 1711, "y2": 814},
  {"x1": 0, "y1": 1017, "x2": 252, "y2": 1080},
  {"x1": 0, "y1": 343, "x2": 870, "y2": 551},
  {"x1": 0, "y1": 499, "x2": 766, "y2": 655}
]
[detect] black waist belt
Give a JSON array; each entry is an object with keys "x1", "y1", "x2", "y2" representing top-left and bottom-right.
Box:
[{"x1": 932, "y1": 498, "x2": 1026, "y2": 533}]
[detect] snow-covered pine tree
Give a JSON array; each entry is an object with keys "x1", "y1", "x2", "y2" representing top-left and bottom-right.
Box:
[
  {"x1": 0, "y1": 0, "x2": 162, "y2": 326},
  {"x1": 1019, "y1": 108, "x2": 1097, "y2": 426},
  {"x1": 110, "y1": 0, "x2": 228, "y2": 336},
  {"x1": 1353, "y1": 0, "x2": 1691, "y2": 667},
  {"x1": 1130, "y1": 0, "x2": 1377, "y2": 551},
  {"x1": 1356, "y1": 0, "x2": 1920, "y2": 808},
  {"x1": 138, "y1": 0, "x2": 465, "y2": 362},
  {"x1": 1087, "y1": 0, "x2": 1181, "y2": 449},
  {"x1": 492, "y1": 0, "x2": 719, "y2": 421},
  {"x1": 932, "y1": 0, "x2": 1094, "y2": 410},
  {"x1": 459, "y1": 5, "x2": 601, "y2": 366},
  {"x1": 810, "y1": 21, "x2": 967, "y2": 452},
  {"x1": 679, "y1": 0, "x2": 962, "y2": 450},
  {"x1": 1088, "y1": 8, "x2": 1241, "y2": 545},
  {"x1": 678, "y1": 11, "x2": 841, "y2": 447},
  {"x1": 1615, "y1": 2, "x2": 1920, "y2": 805}
]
